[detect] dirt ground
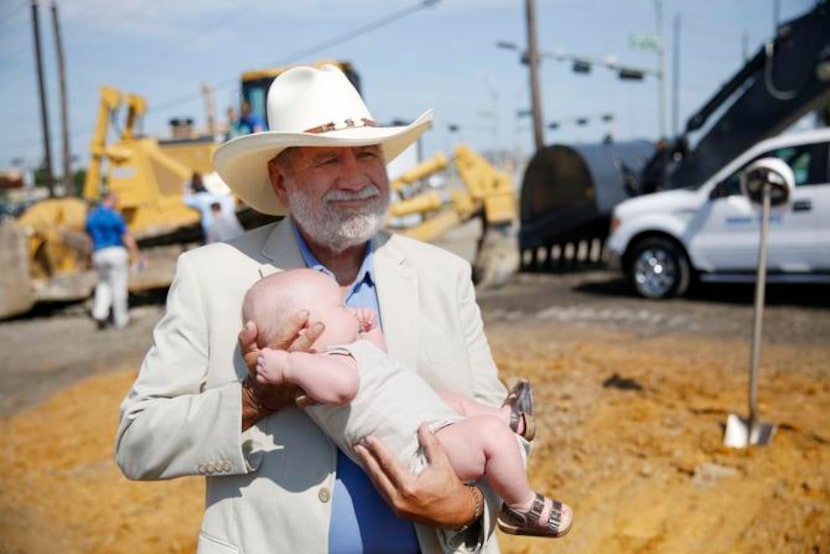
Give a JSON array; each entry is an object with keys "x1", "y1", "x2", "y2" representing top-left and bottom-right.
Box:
[{"x1": 0, "y1": 271, "x2": 828, "y2": 554}]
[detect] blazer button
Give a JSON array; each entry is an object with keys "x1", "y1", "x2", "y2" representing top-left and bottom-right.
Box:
[
  {"x1": 205, "y1": 462, "x2": 215, "y2": 474},
  {"x1": 222, "y1": 461, "x2": 232, "y2": 472},
  {"x1": 197, "y1": 464, "x2": 207, "y2": 474},
  {"x1": 318, "y1": 487, "x2": 331, "y2": 503}
]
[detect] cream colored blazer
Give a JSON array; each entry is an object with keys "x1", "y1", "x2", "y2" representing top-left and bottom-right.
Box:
[{"x1": 115, "y1": 219, "x2": 523, "y2": 553}]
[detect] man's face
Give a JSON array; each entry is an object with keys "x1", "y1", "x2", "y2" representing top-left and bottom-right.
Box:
[{"x1": 269, "y1": 145, "x2": 390, "y2": 253}]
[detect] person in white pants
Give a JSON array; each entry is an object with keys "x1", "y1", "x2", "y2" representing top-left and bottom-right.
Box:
[
  {"x1": 85, "y1": 192, "x2": 142, "y2": 330},
  {"x1": 91, "y1": 245, "x2": 130, "y2": 328}
]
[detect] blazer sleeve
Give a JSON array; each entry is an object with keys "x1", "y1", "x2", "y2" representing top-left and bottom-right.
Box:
[
  {"x1": 114, "y1": 254, "x2": 251, "y2": 480},
  {"x1": 455, "y1": 261, "x2": 508, "y2": 407},
  {"x1": 445, "y1": 259, "x2": 532, "y2": 553}
]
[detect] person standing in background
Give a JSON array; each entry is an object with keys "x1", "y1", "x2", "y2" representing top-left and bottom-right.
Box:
[
  {"x1": 235, "y1": 99, "x2": 265, "y2": 135},
  {"x1": 182, "y1": 172, "x2": 219, "y2": 242},
  {"x1": 84, "y1": 192, "x2": 142, "y2": 330},
  {"x1": 206, "y1": 200, "x2": 244, "y2": 243}
]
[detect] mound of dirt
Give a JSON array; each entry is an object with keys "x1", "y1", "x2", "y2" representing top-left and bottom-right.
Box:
[{"x1": 1, "y1": 320, "x2": 828, "y2": 553}]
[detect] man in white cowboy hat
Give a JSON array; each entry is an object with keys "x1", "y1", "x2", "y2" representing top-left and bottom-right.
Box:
[{"x1": 115, "y1": 64, "x2": 529, "y2": 553}]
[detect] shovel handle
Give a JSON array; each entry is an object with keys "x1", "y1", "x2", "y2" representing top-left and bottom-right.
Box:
[{"x1": 748, "y1": 183, "x2": 771, "y2": 425}]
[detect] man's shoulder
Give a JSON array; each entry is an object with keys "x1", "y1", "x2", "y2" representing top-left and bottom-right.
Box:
[
  {"x1": 381, "y1": 231, "x2": 469, "y2": 268},
  {"x1": 180, "y1": 222, "x2": 277, "y2": 266}
]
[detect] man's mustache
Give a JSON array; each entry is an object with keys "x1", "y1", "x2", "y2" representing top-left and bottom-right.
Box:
[{"x1": 324, "y1": 185, "x2": 382, "y2": 203}]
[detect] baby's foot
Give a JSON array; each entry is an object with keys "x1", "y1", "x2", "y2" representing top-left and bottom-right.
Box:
[
  {"x1": 497, "y1": 493, "x2": 573, "y2": 538},
  {"x1": 502, "y1": 379, "x2": 535, "y2": 441},
  {"x1": 255, "y1": 350, "x2": 286, "y2": 384}
]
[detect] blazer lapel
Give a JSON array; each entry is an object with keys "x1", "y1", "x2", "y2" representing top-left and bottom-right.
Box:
[
  {"x1": 258, "y1": 218, "x2": 305, "y2": 277},
  {"x1": 373, "y1": 234, "x2": 418, "y2": 371}
]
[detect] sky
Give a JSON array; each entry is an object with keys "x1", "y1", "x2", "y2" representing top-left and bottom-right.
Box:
[{"x1": 0, "y1": 0, "x2": 820, "y2": 177}]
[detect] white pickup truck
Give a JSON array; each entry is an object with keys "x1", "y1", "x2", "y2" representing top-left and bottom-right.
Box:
[{"x1": 606, "y1": 128, "x2": 830, "y2": 298}]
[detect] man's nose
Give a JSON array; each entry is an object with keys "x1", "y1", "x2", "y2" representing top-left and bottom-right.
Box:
[{"x1": 337, "y1": 150, "x2": 370, "y2": 190}]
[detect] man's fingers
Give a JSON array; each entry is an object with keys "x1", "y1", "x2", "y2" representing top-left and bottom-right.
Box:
[
  {"x1": 289, "y1": 321, "x2": 325, "y2": 352},
  {"x1": 294, "y1": 392, "x2": 319, "y2": 408},
  {"x1": 239, "y1": 321, "x2": 260, "y2": 375},
  {"x1": 417, "y1": 423, "x2": 446, "y2": 466},
  {"x1": 353, "y1": 436, "x2": 400, "y2": 497},
  {"x1": 238, "y1": 321, "x2": 258, "y2": 353},
  {"x1": 268, "y1": 309, "x2": 310, "y2": 350}
]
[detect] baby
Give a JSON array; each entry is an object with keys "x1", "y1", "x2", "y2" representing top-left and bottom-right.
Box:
[{"x1": 242, "y1": 268, "x2": 573, "y2": 538}]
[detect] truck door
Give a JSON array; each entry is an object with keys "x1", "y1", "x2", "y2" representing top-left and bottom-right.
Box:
[
  {"x1": 689, "y1": 142, "x2": 822, "y2": 273},
  {"x1": 797, "y1": 141, "x2": 830, "y2": 270}
]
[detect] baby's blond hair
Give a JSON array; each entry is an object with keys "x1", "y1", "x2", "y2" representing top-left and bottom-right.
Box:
[{"x1": 241, "y1": 272, "x2": 301, "y2": 348}]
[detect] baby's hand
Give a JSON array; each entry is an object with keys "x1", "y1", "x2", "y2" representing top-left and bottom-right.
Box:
[{"x1": 353, "y1": 307, "x2": 378, "y2": 333}]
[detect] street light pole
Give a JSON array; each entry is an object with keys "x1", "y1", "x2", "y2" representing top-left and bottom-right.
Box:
[{"x1": 525, "y1": 0, "x2": 545, "y2": 152}]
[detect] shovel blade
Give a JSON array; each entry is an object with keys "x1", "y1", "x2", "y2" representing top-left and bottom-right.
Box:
[{"x1": 724, "y1": 414, "x2": 777, "y2": 448}]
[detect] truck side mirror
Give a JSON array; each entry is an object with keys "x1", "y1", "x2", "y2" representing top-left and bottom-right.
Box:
[
  {"x1": 709, "y1": 182, "x2": 728, "y2": 199},
  {"x1": 740, "y1": 158, "x2": 795, "y2": 207},
  {"x1": 710, "y1": 176, "x2": 743, "y2": 199}
]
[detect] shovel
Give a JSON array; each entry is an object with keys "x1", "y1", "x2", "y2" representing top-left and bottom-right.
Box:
[{"x1": 723, "y1": 158, "x2": 793, "y2": 448}]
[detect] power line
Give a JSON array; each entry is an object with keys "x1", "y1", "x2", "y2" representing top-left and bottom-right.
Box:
[
  {"x1": 1, "y1": 0, "x2": 442, "y2": 158},
  {"x1": 152, "y1": 0, "x2": 440, "y2": 114}
]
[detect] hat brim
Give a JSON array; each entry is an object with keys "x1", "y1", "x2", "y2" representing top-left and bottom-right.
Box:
[
  {"x1": 213, "y1": 110, "x2": 433, "y2": 215},
  {"x1": 201, "y1": 171, "x2": 232, "y2": 196}
]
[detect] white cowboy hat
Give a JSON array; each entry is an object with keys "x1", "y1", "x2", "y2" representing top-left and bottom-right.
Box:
[
  {"x1": 201, "y1": 171, "x2": 231, "y2": 196},
  {"x1": 213, "y1": 64, "x2": 433, "y2": 215}
]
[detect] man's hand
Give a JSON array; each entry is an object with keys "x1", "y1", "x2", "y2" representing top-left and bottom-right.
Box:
[
  {"x1": 239, "y1": 311, "x2": 325, "y2": 429},
  {"x1": 353, "y1": 424, "x2": 479, "y2": 529}
]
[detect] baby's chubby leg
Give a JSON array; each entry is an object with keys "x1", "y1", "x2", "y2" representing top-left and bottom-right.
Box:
[
  {"x1": 435, "y1": 415, "x2": 528, "y2": 497},
  {"x1": 438, "y1": 390, "x2": 510, "y2": 425},
  {"x1": 437, "y1": 416, "x2": 573, "y2": 539}
]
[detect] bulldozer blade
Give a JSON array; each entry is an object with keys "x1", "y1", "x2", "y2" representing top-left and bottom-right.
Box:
[
  {"x1": 473, "y1": 223, "x2": 519, "y2": 289},
  {"x1": 723, "y1": 413, "x2": 777, "y2": 448}
]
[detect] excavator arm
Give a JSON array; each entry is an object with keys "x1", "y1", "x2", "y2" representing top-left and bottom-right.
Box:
[
  {"x1": 667, "y1": 1, "x2": 830, "y2": 190},
  {"x1": 387, "y1": 144, "x2": 519, "y2": 287},
  {"x1": 83, "y1": 86, "x2": 122, "y2": 200}
]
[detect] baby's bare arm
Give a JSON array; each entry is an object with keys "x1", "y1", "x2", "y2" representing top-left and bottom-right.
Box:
[{"x1": 256, "y1": 349, "x2": 359, "y2": 405}]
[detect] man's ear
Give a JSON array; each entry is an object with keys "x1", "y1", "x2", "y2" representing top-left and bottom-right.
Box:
[{"x1": 268, "y1": 159, "x2": 290, "y2": 206}]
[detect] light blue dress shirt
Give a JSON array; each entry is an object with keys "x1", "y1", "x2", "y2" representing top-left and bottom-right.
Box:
[{"x1": 293, "y1": 223, "x2": 420, "y2": 554}]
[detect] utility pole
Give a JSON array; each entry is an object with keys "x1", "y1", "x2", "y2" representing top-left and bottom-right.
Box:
[
  {"x1": 655, "y1": 0, "x2": 666, "y2": 139},
  {"x1": 202, "y1": 82, "x2": 216, "y2": 136},
  {"x1": 51, "y1": 0, "x2": 71, "y2": 193},
  {"x1": 525, "y1": 0, "x2": 545, "y2": 152},
  {"x1": 30, "y1": 0, "x2": 55, "y2": 196},
  {"x1": 672, "y1": 12, "x2": 680, "y2": 137}
]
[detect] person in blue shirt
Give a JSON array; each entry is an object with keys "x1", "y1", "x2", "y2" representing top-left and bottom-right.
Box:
[
  {"x1": 232, "y1": 99, "x2": 265, "y2": 137},
  {"x1": 84, "y1": 192, "x2": 142, "y2": 329}
]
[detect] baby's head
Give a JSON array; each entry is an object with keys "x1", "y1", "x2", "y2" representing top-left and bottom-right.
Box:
[{"x1": 242, "y1": 268, "x2": 360, "y2": 350}]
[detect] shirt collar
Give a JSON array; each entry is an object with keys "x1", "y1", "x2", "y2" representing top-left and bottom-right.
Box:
[{"x1": 291, "y1": 220, "x2": 376, "y2": 297}]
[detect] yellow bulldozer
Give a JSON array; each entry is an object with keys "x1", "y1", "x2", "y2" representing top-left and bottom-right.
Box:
[
  {"x1": 0, "y1": 61, "x2": 521, "y2": 320},
  {"x1": 0, "y1": 84, "x2": 218, "y2": 319}
]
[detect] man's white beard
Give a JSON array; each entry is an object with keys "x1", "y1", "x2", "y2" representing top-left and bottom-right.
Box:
[{"x1": 288, "y1": 185, "x2": 389, "y2": 254}]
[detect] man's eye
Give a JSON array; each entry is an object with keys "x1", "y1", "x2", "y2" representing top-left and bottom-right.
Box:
[{"x1": 358, "y1": 150, "x2": 379, "y2": 159}]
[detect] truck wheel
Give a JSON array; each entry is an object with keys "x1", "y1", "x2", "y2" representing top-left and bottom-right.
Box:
[{"x1": 627, "y1": 237, "x2": 690, "y2": 299}]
